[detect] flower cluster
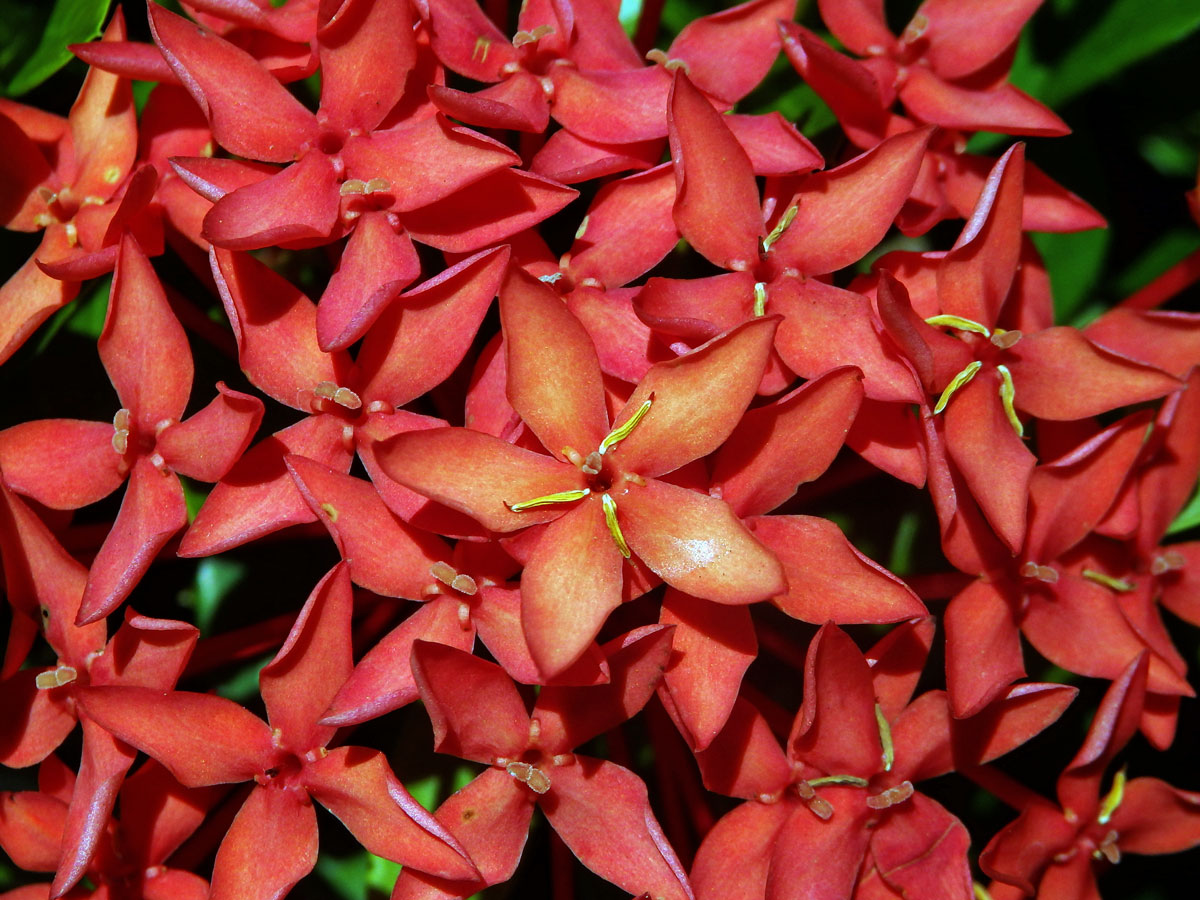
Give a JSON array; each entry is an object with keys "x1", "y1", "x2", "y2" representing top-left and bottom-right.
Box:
[{"x1": 1, "y1": 1, "x2": 1199, "y2": 899}]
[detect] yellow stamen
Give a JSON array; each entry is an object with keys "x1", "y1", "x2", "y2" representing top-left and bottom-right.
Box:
[
  {"x1": 933, "y1": 360, "x2": 982, "y2": 414},
  {"x1": 1082, "y1": 569, "x2": 1135, "y2": 592},
  {"x1": 806, "y1": 774, "x2": 868, "y2": 788},
  {"x1": 319, "y1": 502, "x2": 338, "y2": 522},
  {"x1": 1098, "y1": 767, "x2": 1126, "y2": 825},
  {"x1": 973, "y1": 883, "x2": 994, "y2": 900},
  {"x1": 601, "y1": 493, "x2": 630, "y2": 559},
  {"x1": 753, "y1": 282, "x2": 767, "y2": 317},
  {"x1": 865, "y1": 780, "x2": 914, "y2": 809},
  {"x1": 990, "y1": 328, "x2": 1023, "y2": 349},
  {"x1": 924, "y1": 314, "x2": 990, "y2": 337},
  {"x1": 875, "y1": 704, "x2": 894, "y2": 773},
  {"x1": 996, "y1": 364, "x2": 1023, "y2": 436},
  {"x1": 506, "y1": 760, "x2": 551, "y2": 793},
  {"x1": 599, "y1": 395, "x2": 653, "y2": 455},
  {"x1": 472, "y1": 37, "x2": 491, "y2": 62},
  {"x1": 505, "y1": 488, "x2": 590, "y2": 512},
  {"x1": 763, "y1": 203, "x2": 798, "y2": 252}
]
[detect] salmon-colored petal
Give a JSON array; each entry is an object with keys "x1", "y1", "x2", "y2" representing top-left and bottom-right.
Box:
[
  {"x1": 668, "y1": 0, "x2": 794, "y2": 104},
  {"x1": 0, "y1": 789, "x2": 65, "y2": 872},
  {"x1": 210, "y1": 246, "x2": 350, "y2": 410},
  {"x1": 428, "y1": 73, "x2": 550, "y2": 133},
  {"x1": 0, "y1": 228, "x2": 78, "y2": 365},
  {"x1": 202, "y1": 151, "x2": 339, "y2": 249},
  {"x1": 530, "y1": 128, "x2": 662, "y2": 184},
  {"x1": 77, "y1": 686, "x2": 273, "y2": 787},
  {"x1": 770, "y1": 127, "x2": 933, "y2": 276},
  {"x1": 748, "y1": 515, "x2": 926, "y2": 623},
  {"x1": 179, "y1": 415, "x2": 352, "y2": 557},
  {"x1": 944, "y1": 579, "x2": 1025, "y2": 718},
  {"x1": 714, "y1": 367, "x2": 864, "y2": 517},
  {"x1": 693, "y1": 696, "x2": 790, "y2": 800},
  {"x1": 899, "y1": 69, "x2": 1069, "y2": 137},
  {"x1": 871, "y1": 793, "x2": 973, "y2": 900},
  {"x1": 521, "y1": 500, "x2": 624, "y2": 677},
  {"x1": 376, "y1": 427, "x2": 582, "y2": 533},
  {"x1": 845, "y1": 397, "x2": 928, "y2": 487},
  {"x1": 410, "y1": 640, "x2": 529, "y2": 764},
  {"x1": 101, "y1": 236, "x2": 192, "y2": 430},
  {"x1": 565, "y1": 285, "x2": 668, "y2": 385},
  {"x1": 77, "y1": 457, "x2": 188, "y2": 625},
  {"x1": 68, "y1": 12, "x2": 137, "y2": 200},
  {"x1": 288, "y1": 456, "x2": 449, "y2": 599},
  {"x1": 549, "y1": 66, "x2": 673, "y2": 143},
  {"x1": 620, "y1": 478, "x2": 785, "y2": 604},
  {"x1": 0, "y1": 111, "x2": 54, "y2": 230},
  {"x1": 0, "y1": 419, "x2": 125, "y2": 510},
  {"x1": 766, "y1": 790, "x2": 871, "y2": 900},
  {"x1": 317, "y1": 0, "x2": 414, "y2": 134},
  {"x1": 542, "y1": 758, "x2": 692, "y2": 900},
  {"x1": 148, "y1": 4, "x2": 317, "y2": 162},
  {"x1": 157, "y1": 383, "x2": 264, "y2": 483},
  {"x1": 659, "y1": 592, "x2": 756, "y2": 751},
  {"x1": 0, "y1": 671, "x2": 75, "y2": 768},
  {"x1": 726, "y1": 111, "x2": 824, "y2": 175},
  {"x1": 423, "y1": 0, "x2": 515, "y2": 82},
  {"x1": 1112, "y1": 777, "x2": 1200, "y2": 855},
  {"x1": 691, "y1": 799, "x2": 790, "y2": 900},
  {"x1": 1084, "y1": 308, "x2": 1200, "y2": 379},
  {"x1": 611, "y1": 317, "x2": 778, "y2": 478},
  {"x1": 208, "y1": 785, "x2": 318, "y2": 900},
  {"x1": 866, "y1": 618, "x2": 937, "y2": 719},
  {"x1": 815, "y1": 0, "x2": 892, "y2": 57},
  {"x1": 305, "y1": 746, "x2": 476, "y2": 879},
  {"x1": 668, "y1": 71, "x2": 762, "y2": 271}
]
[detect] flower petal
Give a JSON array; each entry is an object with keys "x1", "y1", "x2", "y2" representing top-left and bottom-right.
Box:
[{"x1": 209, "y1": 785, "x2": 317, "y2": 900}]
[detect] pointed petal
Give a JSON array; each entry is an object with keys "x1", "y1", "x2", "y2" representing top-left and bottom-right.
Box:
[
  {"x1": 306, "y1": 746, "x2": 476, "y2": 879},
  {"x1": 866, "y1": 618, "x2": 937, "y2": 718},
  {"x1": 845, "y1": 397, "x2": 928, "y2": 486},
  {"x1": 899, "y1": 70, "x2": 1069, "y2": 137},
  {"x1": 423, "y1": 0, "x2": 516, "y2": 81},
  {"x1": 0, "y1": 671, "x2": 75, "y2": 767},
  {"x1": 713, "y1": 367, "x2": 864, "y2": 517},
  {"x1": 1084, "y1": 309, "x2": 1200, "y2": 379},
  {"x1": 0, "y1": 229, "x2": 77, "y2": 365},
  {"x1": 535, "y1": 625, "x2": 674, "y2": 754},
  {"x1": 91, "y1": 610, "x2": 199, "y2": 691},
  {"x1": 567, "y1": 163, "x2": 679, "y2": 290},
  {"x1": 620, "y1": 479, "x2": 785, "y2": 604},
  {"x1": 157, "y1": 383, "x2": 265, "y2": 482},
  {"x1": 428, "y1": 73, "x2": 550, "y2": 133},
  {"x1": 770, "y1": 127, "x2": 933, "y2": 275},
  {"x1": 322, "y1": 596, "x2": 474, "y2": 726},
  {"x1": 68, "y1": 13, "x2": 137, "y2": 200},
  {"x1": 402, "y1": 168, "x2": 578, "y2": 253},
  {"x1": 815, "y1": 0, "x2": 891, "y2": 57},
  {"x1": 0, "y1": 789, "x2": 65, "y2": 872},
  {"x1": 611, "y1": 318, "x2": 778, "y2": 477},
  {"x1": 549, "y1": 65, "x2": 674, "y2": 143},
  {"x1": 99, "y1": 236, "x2": 192, "y2": 429},
  {"x1": 179, "y1": 415, "x2": 352, "y2": 557},
  {"x1": 77, "y1": 686, "x2": 272, "y2": 787},
  {"x1": 203, "y1": 151, "x2": 339, "y2": 249},
  {"x1": 979, "y1": 800, "x2": 1075, "y2": 894},
  {"x1": 390, "y1": 768, "x2": 532, "y2": 899},
  {"x1": 667, "y1": 0, "x2": 795, "y2": 104},
  {"x1": 789, "y1": 624, "x2": 882, "y2": 778},
  {"x1": 659, "y1": 591, "x2": 756, "y2": 751},
  {"x1": 944, "y1": 580, "x2": 1025, "y2": 718},
  {"x1": 726, "y1": 111, "x2": 824, "y2": 175},
  {"x1": 148, "y1": 4, "x2": 317, "y2": 162},
  {"x1": 668, "y1": 71, "x2": 762, "y2": 271},
  {"x1": 871, "y1": 794, "x2": 973, "y2": 900},
  {"x1": 918, "y1": 0, "x2": 1042, "y2": 78},
  {"x1": 694, "y1": 696, "x2": 790, "y2": 799},
  {"x1": 521, "y1": 500, "x2": 624, "y2": 677},
  {"x1": 543, "y1": 758, "x2": 693, "y2": 900},
  {"x1": 410, "y1": 641, "x2": 529, "y2": 764},
  {"x1": 77, "y1": 457, "x2": 188, "y2": 625},
  {"x1": 766, "y1": 792, "x2": 871, "y2": 900},
  {"x1": 259, "y1": 565, "x2": 353, "y2": 753},
  {"x1": 315, "y1": 212, "x2": 419, "y2": 351},
  {"x1": 771, "y1": 277, "x2": 923, "y2": 403},
  {"x1": 748, "y1": 515, "x2": 926, "y2": 623},
  {"x1": 531, "y1": 128, "x2": 662, "y2": 183},
  {"x1": 1005, "y1": 327, "x2": 1180, "y2": 419},
  {"x1": 691, "y1": 800, "x2": 790, "y2": 900},
  {"x1": 209, "y1": 786, "x2": 317, "y2": 900},
  {"x1": 501, "y1": 266, "x2": 609, "y2": 459},
  {"x1": 211, "y1": 247, "x2": 350, "y2": 410},
  {"x1": 358, "y1": 245, "x2": 508, "y2": 402},
  {"x1": 317, "y1": 0, "x2": 414, "y2": 134},
  {"x1": 1112, "y1": 777, "x2": 1200, "y2": 855},
  {"x1": 565, "y1": 285, "x2": 667, "y2": 384},
  {"x1": 288, "y1": 456, "x2": 449, "y2": 599},
  {"x1": 0, "y1": 111, "x2": 54, "y2": 230},
  {"x1": 937, "y1": 143, "x2": 1024, "y2": 328}
]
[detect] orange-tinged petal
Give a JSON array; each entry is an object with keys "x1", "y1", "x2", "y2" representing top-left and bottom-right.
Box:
[
  {"x1": 501, "y1": 267, "x2": 609, "y2": 459},
  {"x1": 945, "y1": 580, "x2": 1026, "y2": 718},
  {"x1": 376, "y1": 427, "x2": 583, "y2": 533},
  {"x1": 209, "y1": 785, "x2": 317, "y2": 900},
  {"x1": 521, "y1": 500, "x2": 624, "y2": 677},
  {"x1": 157, "y1": 382, "x2": 264, "y2": 483},
  {"x1": 317, "y1": 0, "x2": 414, "y2": 134},
  {"x1": 668, "y1": 71, "x2": 762, "y2": 271},
  {"x1": 610, "y1": 317, "x2": 778, "y2": 478},
  {"x1": 0, "y1": 419, "x2": 124, "y2": 511},
  {"x1": 68, "y1": 11, "x2": 137, "y2": 201},
  {"x1": 899, "y1": 69, "x2": 1069, "y2": 137},
  {"x1": 619, "y1": 478, "x2": 784, "y2": 604},
  {"x1": 0, "y1": 227, "x2": 78, "y2": 366}
]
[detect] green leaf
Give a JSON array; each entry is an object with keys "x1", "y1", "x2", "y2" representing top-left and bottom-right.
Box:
[
  {"x1": 316, "y1": 851, "x2": 370, "y2": 900},
  {"x1": 178, "y1": 556, "x2": 246, "y2": 635},
  {"x1": 1031, "y1": 228, "x2": 1110, "y2": 325},
  {"x1": 215, "y1": 652, "x2": 271, "y2": 701},
  {"x1": 6, "y1": 0, "x2": 111, "y2": 96},
  {"x1": 1046, "y1": 0, "x2": 1200, "y2": 106},
  {"x1": 1113, "y1": 228, "x2": 1200, "y2": 298},
  {"x1": 618, "y1": 0, "x2": 644, "y2": 38},
  {"x1": 1167, "y1": 484, "x2": 1200, "y2": 536}
]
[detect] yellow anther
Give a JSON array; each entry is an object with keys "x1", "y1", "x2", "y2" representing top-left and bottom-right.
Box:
[
  {"x1": 794, "y1": 781, "x2": 815, "y2": 800},
  {"x1": 457, "y1": 601, "x2": 471, "y2": 628},
  {"x1": 664, "y1": 58, "x2": 690, "y2": 73},
  {"x1": 933, "y1": 360, "x2": 982, "y2": 414},
  {"x1": 506, "y1": 488, "x2": 590, "y2": 511},
  {"x1": 973, "y1": 883, "x2": 994, "y2": 900},
  {"x1": 112, "y1": 429, "x2": 129, "y2": 455},
  {"x1": 364, "y1": 177, "x2": 391, "y2": 194},
  {"x1": 601, "y1": 493, "x2": 631, "y2": 559},
  {"x1": 875, "y1": 704, "x2": 894, "y2": 772},
  {"x1": 599, "y1": 395, "x2": 653, "y2": 455},
  {"x1": 339, "y1": 179, "x2": 367, "y2": 195},
  {"x1": 901, "y1": 12, "x2": 929, "y2": 42},
  {"x1": 506, "y1": 760, "x2": 551, "y2": 793},
  {"x1": 313, "y1": 381, "x2": 362, "y2": 410},
  {"x1": 37, "y1": 186, "x2": 57, "y2": 205},
  {"x1": 753, "y1": 282, "x2": 767, "y2": 317},
  {"x1": 581, "y1": 450, "x2": 603, "y2": 475},
  {"x1": 762, "y1": 203, "x2": 798, "y2": 252},
  {"x1": 64, "y1": 222, "x2": 78, "y2": 246},
  {"x1": 924, "y1": 314, "x2": 990, "y2": 337},
  {"x1": 1082, "y1": 569, "x2": 1135, "y2": 592},
  {"x1": 806, "y1": 795, "x2": 834, "y2": 819},
  {"x1": 645, "y1": 48, "x2": 669, "y2": 65},
  {"x1": 528, "y1": 718, "x2": 541, "y2": 745},
  {"x1": 319, "y1": 502, "x2": 339, "y2": 522},
  {"x1": 806, "y1": 774, "x2": 869, "y2": 788},
  {"x1": 1098, "y1": 767, "x2": 1126, "y2": 825},
  {"x1": 201, "y1": 141, "x2": 215, "y2": 157},
  {"x1": 1151, "y1": 550, "x2": 1186, "y2": 575},
  {"x1": 472, "y1": 36, "x2": 491, "y2": 62},
  {"x1": 996, "y1": 364, "x2": 1023, "y2": 436},
  {"x1": 34, "y1": 665, "x2": 78, "y2": 689},
  {"x1": 103, "y1": 165, "x2": 122, "y2": 184},
  {"x1": 990, "y1": 328, "x2": 1023, "y2": 350},
  {"x1": 113, "y1": 409, "x2": 131, "y2": 431},
  {"x1": 451, "y1": 573, "x2": 477, "y2": 595},
  {"x1": 551, "y1": 753, "x2": 574, "y2": 766},
  {"x1": 82, "y1": 195, "x2": 105, "y2": 207},
  {"x1": 575, "y1": 215, "x2": 589, "y2": 240},
  {"x1": 1020, "y1": 561, "x2": 1059, "y2": 583},
  {"x1": 865, "y1": 780, "x2": 914, "y2": 809}
]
